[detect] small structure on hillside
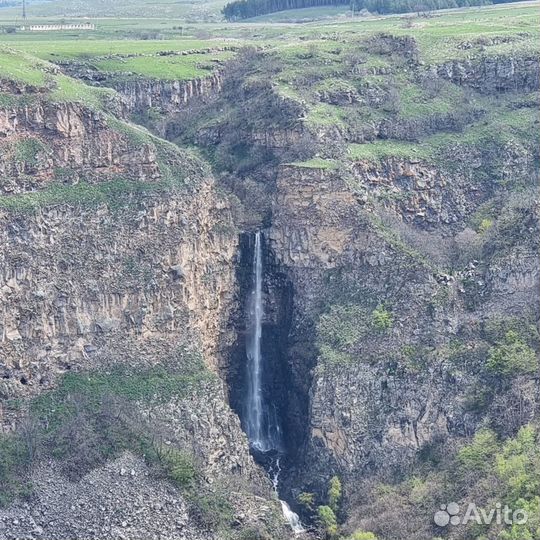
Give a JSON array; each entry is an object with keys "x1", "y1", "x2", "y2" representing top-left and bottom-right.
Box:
[{"x1": 21, "y1": 23, "x2": 95, "y2": 32}]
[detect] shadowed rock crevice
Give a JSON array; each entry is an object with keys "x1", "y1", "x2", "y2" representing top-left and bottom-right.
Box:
[{"x1": 226, "y1": 232, "x2": 312, "y2": 497}]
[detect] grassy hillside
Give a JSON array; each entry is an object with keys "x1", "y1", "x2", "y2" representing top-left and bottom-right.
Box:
[{"x1": 0, "y1": 0, "x2": 228, "y2": 21}]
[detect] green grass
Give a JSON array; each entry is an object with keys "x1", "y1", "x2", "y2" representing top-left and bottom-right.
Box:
[
  {"x1": 347, "y1": 99, "x2": 539, "y2": 164},
  {"x1": 0, "y1": 47, "x2": 118, "y2": 108},
  {"x1": 0, "y1": 48, "x2": 47, "y2": 86},
  {"x1": 31, "y1": 355, "x2": 213, "y2": 424},
  {"x1": 348, "y1": 140, "x2": 430, "y2": 161},
  {"x1": 1, "y1": 39, "x2": 236, "y2": 85},
  {"x1": 0, "y1": 177, "x2": 186, "y2": 212},
  {"x1": 8, "y1": 38, "x2": 232, "y2": 61},
  {"x1": 398, "y1": 79, "x2": 467, "y2": 119},
  {"x1": 94, "y1": 50, "x2": 234, "y2": 81},
  {"x1": 50, "y1": 73, "x2": 117, "y2": 105},
  {"x1": 288, "y1": 157, "x2": 340, "y2": 169}
]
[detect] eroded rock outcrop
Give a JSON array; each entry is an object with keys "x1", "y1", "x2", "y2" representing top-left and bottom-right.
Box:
[
  {"x1": 0, "y1": 81, "x2": 292, "y2": 539},
  {"x1": 0, "y1": 101, "x2": 155, "y2": 193},
  {"x1": 267, "y1": 160, "x2": 538, "y2": 500},
  {"x1": 113, "y1": 72, "x2": 223, "y2": 114},
  {"x1": 436, "y1": 54, "x2": 540, "y2": 93}
]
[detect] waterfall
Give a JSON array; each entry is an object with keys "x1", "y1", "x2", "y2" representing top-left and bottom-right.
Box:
[
  {"x1": 244, "y1": 231, "x2": 305, "y2": 535},
  {"x1": 271, "y1": 458, "x2": 306, "y2": 536},
  {"x1": 281, "y1": 501, "x2": 306, "y2": 535},
  {"x1": 245, "y1": 231, "x2": 282, "y2": 453}
]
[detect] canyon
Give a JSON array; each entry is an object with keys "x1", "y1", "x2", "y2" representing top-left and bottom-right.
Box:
[{"x1": 0, "y1": 5, "x2": 539, "y2": 540}]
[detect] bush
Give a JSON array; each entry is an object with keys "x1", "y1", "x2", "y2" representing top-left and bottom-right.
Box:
[
  {"x1": 298, "y1": 491, "x2": 315, "y2": 511},
  {"x1": 162, "y1": 448, "x2": 197, "y2": 487},
  {"x1": 328, "y1": 476, "x2": 342, "y2": 513},
  {"x1": 496, "y1": 425, "x2": 540, "y2": 504},
  {"x1": 457, "y1": 429, "x2": 499, "y2": 473},
  {"x1": 499, "y1": 496, "x2": 540, "y2": 540},
  {"x1": 486, "y1": 331, "x2": 537, "y2": 376},
  {"x1": 318, "y1": 505, "x2": 339, "y2": 537},
  {"x1": 0, "y1": 434, "x2": 33, "y2": 507},
  {"x1": 235, "y1": 527, "x2": 272, "y2": 540},
  {"x1": 345, "y1": 532, "x2": 378, "y2": 540},
  {"x1": 188, "y1": 489, "x2": 235, "y2": 531},
  {"x1": 317, "y1": 304, "x2": 369, "y2": 366},
  {"x1": 371, "y1": 305, "x2": 393, "y2": 331}
]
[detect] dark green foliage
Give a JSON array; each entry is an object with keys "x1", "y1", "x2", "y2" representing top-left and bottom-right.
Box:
[
  {"x1": 317, "y1": 505, "x2": 339, "y2": 537},
  {"x1": 0, "y1": 352, "x2": 211, "y2": 506},
  {"x1": 222, "y1": 0, "x2": 520, "y2": 20},
  {"x1": 486, "y1": 331, "x2": 537, "y2": 376},
  {"x1": 316, "y1": 304, "x2": 369, "y2": 366},
  {"x1": 0, "y1": 433, "x2": 33, "y2": 507},
  {"x1": 223, "y1": 0, "x2": 348, "y2": 20},
  {"x1": 15, "y1": 137, "x2": 47, "y2": 167},
  {"x1": 235, "y1": 528, "x2": 268, "y2": 540},
  {"x1": 188, "y1": 489, "x2": 236, "y2": 530},
  {"x1": 161, "y1": 448, "x2": 197, "y2": 487},
  {"x1": 371, "y1": 304, "x2": 393, "y2": 332}
]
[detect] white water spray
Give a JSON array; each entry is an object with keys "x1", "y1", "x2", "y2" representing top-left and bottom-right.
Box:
[
  {"x1": 271, "y1": 458, "x2": 306, "y2": 535},
  {"x1": 245, "y1": 231, "x2": 282, "y2": 452},
  {"x1": 281, "y1": 500, "x2": 306, "y2": 536},
  {"x1": 245, "y1": 231, "x2": 266, "y2": 450},
  {"x1": 244, "y1": 232, "x2": 305, "y2": 535}
]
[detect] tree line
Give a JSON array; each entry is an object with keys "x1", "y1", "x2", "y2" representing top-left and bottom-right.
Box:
[{"x1": 222, "y1": 0, "x2": 520, "y2": 20}]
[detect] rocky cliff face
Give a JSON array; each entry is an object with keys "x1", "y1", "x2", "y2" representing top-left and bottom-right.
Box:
[
  {"x1": 112, "y1": 72, "x2": 223, "y2": 115},
  {"x1": 0, "y1": 80, "x2": 292, "y2": 539},
  {"x1": 435, "y1": 54, "x2": 540, "y2": 93},
  {"x1": 0, "y1": 189, "x2": 237, "y2": 405},
  {"x1": 0, "y1": 98, "x2": 239, "y2": 412},
  {"x1": 0, "y1": 100, "x2": 155, "y2": 193},
  {"x1": 267, "y1": 158, "x2": 538, "y2": 507}
]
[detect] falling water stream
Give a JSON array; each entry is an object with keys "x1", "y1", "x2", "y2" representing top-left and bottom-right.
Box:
[{"x1": 244, "y1": 231, "x2": 305, "y2": 535}]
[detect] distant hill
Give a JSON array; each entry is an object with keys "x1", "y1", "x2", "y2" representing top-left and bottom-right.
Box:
[{"x1": 0, "y1": 0, "x2": 227, "y2": 20}]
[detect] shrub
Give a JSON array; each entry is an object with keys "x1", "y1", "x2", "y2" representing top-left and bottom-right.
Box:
[
  {"x1": 457, "y1": 429, "x2": 499, "y2": 473},
  {"x1": 328, "y1": 476, "x2": 342, "y2": 513},
  {"x1": 345, "y1": 532, "x2": 378, "y2": 540},
  {"x1": 318, "y1": 505, "x2": 339, "y2": 537},
  {"x1": 499, "y1": 496, "x2": 540, "y2": 540},
  {"x1": 235, "y1": 527, "x2": 272, "y2": 540},
  {"x1": 371, "y1": 304, "x2": 393, "y2": 331},
  {"x1": 317, "y1": 304, "x2": 369, "y2": 366},
  {"x1": 478, "y1": 218, "x2": 493, "y2": 234},
  {"x1": 0, "y1": 434, "x2": 32, "y2": 507},
  {"x1": 486, "y1": 331, "x2": 537, "y2": 376},
  {"x1": 162, "y1": 448, "x2": 197, "y2": 487},
  {"x1": 298, "y1": 491, "x2": 315, "y2": 511},
  {"x1": 496, "y1": 425, "x2": 540, "y2": 504},
  {"x1": 188, "y1": 489, "x2": 235, "y2": 531}
]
